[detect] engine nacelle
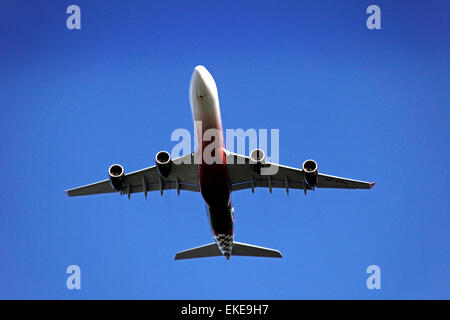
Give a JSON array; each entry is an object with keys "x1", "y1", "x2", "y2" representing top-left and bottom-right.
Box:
[
  {"x1": 250, "y1": 148, "x2": 266, "y2": 174},
  {"x1": 302, "y1": 159, "x2": 318, "y2": 187},
  {"x1": 109, "y1": 164, "x2": 125, "y2": 190},
  {"x1": 155, "y1": 150, "x2": 172, "y2": 177}
]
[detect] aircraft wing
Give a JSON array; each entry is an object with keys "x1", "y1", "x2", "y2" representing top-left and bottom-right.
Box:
[
  {"x1": 225, "y1": 150, "x2": 374, "y2": 192},
  {"x1": 65, "y1": 153, "x2": 199, "y2": 197}
]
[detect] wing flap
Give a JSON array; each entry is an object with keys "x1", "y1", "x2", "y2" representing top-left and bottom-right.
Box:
[
  {"x1": 65, "y1": 179, "x2": 115, "y2": 197},
  {"x1": 231, "y1": 179, "x2": 309, "y2": 192},
  {"x1": 127, "y1": 182, "x2": 199, "y2": 194},
  {"x1": 317, "y1": 173, "x2": 375, "y2": 189}
]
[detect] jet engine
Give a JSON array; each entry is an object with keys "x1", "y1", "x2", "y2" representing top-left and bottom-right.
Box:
[
  {"x1": 156, "y1": 150, "x2": 172, "y2": 177},
  {"x1": 250, "y1": 148, "x2": 266, "y2": 174},
  {"x1": 302, "y1": 159, "x2": 318, "y2": 187},
  {"x1": 109, "y1": 164, "x2": 125, "y2": 190}
]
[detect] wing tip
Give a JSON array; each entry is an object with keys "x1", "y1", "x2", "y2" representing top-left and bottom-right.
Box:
[
  {"x1": 274, "y1": 251, "x2": 283, "y2": 258},
  {"x1": 64, "y1": 189, "x2": 78, "y2": 197},
  {"x1": 369, "y1": 182, "x2": 376, "y2": 189}
]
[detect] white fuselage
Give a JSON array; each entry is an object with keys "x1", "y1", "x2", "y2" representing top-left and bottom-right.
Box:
[{"x1": 189, "y1": 66, "x2": 234, "y2": 258}]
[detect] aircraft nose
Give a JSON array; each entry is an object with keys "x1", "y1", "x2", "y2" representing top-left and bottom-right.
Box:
[
  {"x1": 190, "y1": 65, "x2": 218, "y2": 100},
  {"x1": 191, "y1": 65, "x2": 208, "y2": 98},
  {"x1": 193, "y1": 65, "x2": 209, "y2": 83}
]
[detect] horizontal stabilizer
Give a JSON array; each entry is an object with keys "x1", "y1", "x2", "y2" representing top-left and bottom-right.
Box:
[
  {"x1": 174, "y1": 242, "x2": 282, "y2": 260},
  {"x1": 174, "y1": 243, "x2": 222, "y2": 260},
  {"x1": 232, "y1": 242, "x2": 282, "y2": 258}
]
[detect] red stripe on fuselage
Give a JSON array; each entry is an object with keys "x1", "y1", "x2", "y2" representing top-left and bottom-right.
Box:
[{"x1": 198, "y1": 128, "x2": 233, "y2": 235}]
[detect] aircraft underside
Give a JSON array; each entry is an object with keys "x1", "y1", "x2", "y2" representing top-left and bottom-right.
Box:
[{"x1": 65, "y1": 65, "x2": 375, "y2": 260}]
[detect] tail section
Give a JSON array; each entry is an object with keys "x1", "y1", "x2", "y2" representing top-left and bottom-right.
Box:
[{"x1": 174, "y1": 242, "x2": 282, "y2": 260}]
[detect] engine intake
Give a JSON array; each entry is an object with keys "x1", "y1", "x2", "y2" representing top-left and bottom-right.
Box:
[
  {"x1": 156, "y1": 150, "x2": 172, "y2": 177},
  {"x1": 250, "y1": 148, "x2": 266, "y2": 174},
  {"x1": 250, "y1": 148, "x2": 266, "y2": 164},
  {"x1": 302, "y1": 159, "x2": 318, "y2": 187},
  {"x1": 109, "y1": 164, "x2": 125, "y2": 190}
]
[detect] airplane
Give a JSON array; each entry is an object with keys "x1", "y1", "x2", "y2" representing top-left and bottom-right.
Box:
[{"x1": 65, "y1": 65, "x2": 375, "y2": 260}]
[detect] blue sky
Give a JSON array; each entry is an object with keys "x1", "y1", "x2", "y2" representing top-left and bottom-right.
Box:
[{"x1": 0, "y1": 0, "x2": 448, "y2": 299}]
